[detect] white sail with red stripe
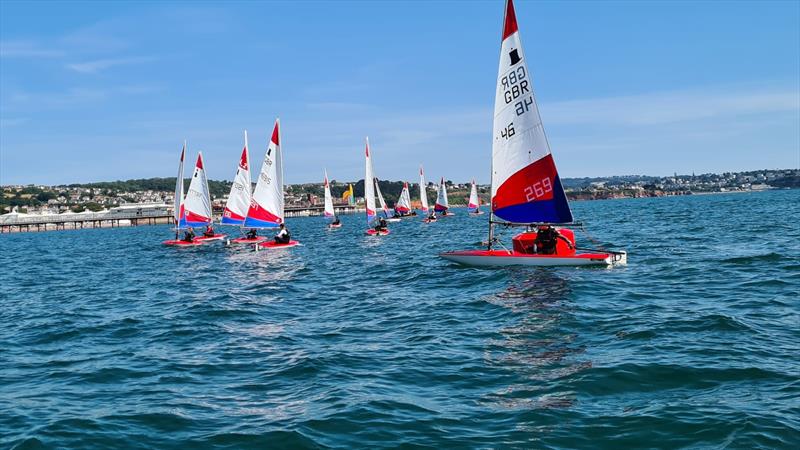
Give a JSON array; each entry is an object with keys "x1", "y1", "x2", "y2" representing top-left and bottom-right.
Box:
[
  {"x1": 245, "y1": 119, "x2": 284, "y2": 228},
  {"x1": 323, "y1": 169, "x2": 335, "y2": 218},
  {"x1": 419, "y1": 165, "x2": 429, "y2": 213},
  {"x1": 221, "y1": 130, "x2": 252, "y2": 225},
  {"x1": 183, "y1": 152, "x2": 212, "y2": 226},
  {"x1": 434, "y1": 177, "x2": 449, "y2": 212},
  {"x1": 174, "y1": 142, "x2": 187, "y2": 228},
  {"x1": 364, "y1": 138, "x2": 377, "y2": 225},
  {"x1": 468, "y1": 179, "x2": 480, "y2": 209},
  {"x1": 396, "y1": 182, "x2": 411, "y2": 213},
  {"x1": 491, "y1": 0, "x2": 572, "y2": 224}
]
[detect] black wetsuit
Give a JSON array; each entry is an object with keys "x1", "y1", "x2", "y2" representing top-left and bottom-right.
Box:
[{"x1": 534, "y1": 228, "x2": 567, "y2": 255}]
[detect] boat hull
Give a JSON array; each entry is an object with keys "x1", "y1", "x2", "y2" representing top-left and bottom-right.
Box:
[
  {"x1": 258, "y1": 240, "x2": 300, "y2": 249},
  {"x1": 366, "y1": 229, "x2": 390, "y2": 236},
  {"x1": 195, "y1": 234, "x2": 227, "y2": 243},
  {"x1": 439, "y1": 250, "x2": 627, "y2": 267},
  {"x1": 385, "y1": 218, "x2": 401, "y2": 223},
  {"x1": 328, "y1": 223, "x2": 342, "y2": 229},
  {"x1": 163, "y1": 239, "x2": 203, "y2": 247},
  {"x1": 230, "y1": 236, "x2": 267, "y2": 244}
]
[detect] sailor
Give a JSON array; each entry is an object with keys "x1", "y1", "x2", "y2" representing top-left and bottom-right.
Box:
[
  {"x1": 473, "y1": 208, "x2": 480, "y2": 214},
  {"x1": 203, "y1": 224, "x2": 215, "y2": 237},
  {"x1": 275, "y1": 223, "x2": 290, "y2": 244},
  {"x1": 533, "y1": 225, "x2": 573, "y2": 255},
  {"x1": 375, "y1": 217, "x2": 388, "y2": 232},
  {"x1": 428, "y1": 211, "x2": 437, "y2": 221},
  {"x1": 246, "y1": 228, "x2": 258, "y2": 239},
  {"x1": 331, "y1": 217, "x2": 341, "y2": 226},
  {"x1": 182, "y1": 228, "x2": 195, "y2": 242}
]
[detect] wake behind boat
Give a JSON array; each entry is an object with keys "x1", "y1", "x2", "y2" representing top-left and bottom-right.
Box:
[{"x1": 439, "y1": 0, "x2": 625, "y2": 267}]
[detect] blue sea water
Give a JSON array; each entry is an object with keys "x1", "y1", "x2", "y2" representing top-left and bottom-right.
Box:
[{"x1": 1, "y1": 190, "x2": 798, "y2": 449}]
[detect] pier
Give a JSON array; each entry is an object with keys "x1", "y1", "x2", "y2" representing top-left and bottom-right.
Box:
[{"x1": 0, "y1": 204, "x2": 365, "y2": 233}]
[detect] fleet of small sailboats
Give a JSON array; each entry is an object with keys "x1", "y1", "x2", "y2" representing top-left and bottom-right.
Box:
[{"x1": 163, "y1": 0, "x2": 625, "y2": 267}]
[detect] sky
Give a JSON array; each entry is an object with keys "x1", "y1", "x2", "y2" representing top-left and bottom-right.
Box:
[{"x1": 1, "y1": 0, "x2": 798, "y2": 185}]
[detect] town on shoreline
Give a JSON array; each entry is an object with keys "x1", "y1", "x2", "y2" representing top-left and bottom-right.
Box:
[{"x1": 2, "y1": 168, "x2": 797, "y2": 216}]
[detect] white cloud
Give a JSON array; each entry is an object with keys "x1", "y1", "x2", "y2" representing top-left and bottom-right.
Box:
[
  {"x1": 543, "y1": 85, "x2": 800, "y2": 126},
  {"x1": 66, "y1": 56, "x2": 154, "y2": 74},
  {"x1": 0, "y1": 40, "x2": 64, "y2": 58}
]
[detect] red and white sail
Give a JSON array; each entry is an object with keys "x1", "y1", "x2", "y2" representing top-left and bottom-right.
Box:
[
  {"x1": 183, "y1": 152, "x2": 213, "y2": 226},
  {"x1": 419, "y1": 165, "x2": 429, "y2": 213},
  {"x1": 364, "y1": 138, "x2": 377, "y2": 225},
  {"x1": 396, "y1": 182, "x2": 411, "y2": 213},
  {"x1": 174, "y1": 142, "x2": 187, "y2": 228},
  {"x1": 323, "y1": 169, "x2": 335, "y2": 218},
  {"x1": 468, "y1": 179, "x2": 480, "y2": 209},
  {"x1": 434, "y1": 177, "x2": 449, "y2": 212},
  {"x1": 221, "y1": 130, "x2": 252, "y2": 225},
  {"x1": 245, "y1": 119, "x2": 284, "y2": 228},
  {"x1": 491, "y1": 0, "x2": 572, "y2": 224}
]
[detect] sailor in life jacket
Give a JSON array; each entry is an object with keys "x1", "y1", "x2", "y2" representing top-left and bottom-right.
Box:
[
  {"x1": 275, "y1": 223, "x2": 290, "y2": 244},
  {"x1": 533, "y1": 225, "x2": 573, "y2": 255},
  {"x1": 203, "y1": 224, "x2": 215, "y2": 237}
]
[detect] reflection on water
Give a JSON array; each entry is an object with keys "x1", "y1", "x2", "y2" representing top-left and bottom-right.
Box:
[{"x1": 484, "y1": 270, "x2": 588, "y2": 410}]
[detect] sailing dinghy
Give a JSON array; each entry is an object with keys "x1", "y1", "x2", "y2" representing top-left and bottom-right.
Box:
[
  {"x1": 439, "y1": 0, "x2": 626, "y2": 267},
  {"x1": 394, "y1": 182, "x2": 415, "y2": 217},
  {"x1": 246, "y1": 119, "x2": 299, "y2": 249},
  {"x1": 185, "y1": 152, "x2": 227, "y2": 243},
  {"x1": 420, "y1": 166, "x2": 436, "y2": 223},
  {"x1": 364, "y1": 138, "x2": 390, "y2": 235},
  {"x1": 376, "y1": 180, "x2": 400, "y2": 222},
  {"x1": 434, "y1": 177, "x2": 454, "y2": 216},
  {"x1": 163, "y1": 143, "x2": 202, "y2": 246},
  {"x1": 468, "y1": 180, "x2": 484, "y2": 215},
  {"x1": 324, "y1": 170, "x2": 341, "y2": 229},
  {"x1": 222, "y1": 131, "x2": 267, "y2": 244}
]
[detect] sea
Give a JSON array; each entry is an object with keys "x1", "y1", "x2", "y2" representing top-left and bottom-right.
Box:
[{"x1": 1, "y1": 189, "x2": 798, "y2": 449}]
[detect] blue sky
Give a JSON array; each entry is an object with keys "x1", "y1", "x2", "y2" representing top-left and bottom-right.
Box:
[{"x1": 1, "y1": 0, "x2": 798, "y2": 185}]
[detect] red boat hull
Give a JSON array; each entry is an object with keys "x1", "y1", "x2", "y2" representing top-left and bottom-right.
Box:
[
  {"x1": 230, "y1": 236, "x2": 267, "y2": 244},
  {"x1": 366, "y1": 229, "x2": 390, "y2": 236},
  {"x1": 258, "y1": 240, "x2": 300, "y2": 249},
  {"x1": 195, "y1": 234, "x2": 227, "y2": 243},
  {"x1": 163, "y1": 239, "x2": 203, "y2": 247},
  {"x1": 439, "y1": 249, "x2": 625, "y2": 266}
]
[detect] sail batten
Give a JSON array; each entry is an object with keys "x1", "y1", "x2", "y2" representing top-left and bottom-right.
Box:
[{"x1": 490, "y1": 0, "x2": 573, "y2": 224}]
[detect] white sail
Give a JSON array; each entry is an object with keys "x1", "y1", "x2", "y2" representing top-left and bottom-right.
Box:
[
  {"x1": 183, "y1": 152, "x2": 212, "y2": 226},
  {"x1": 364, "y1": 138, "x2": 376, "y2": 224},
  {"x1": 419, "y1": 165, "x2": 429, "y2": 213},
  {"x1": 396, "y1": 182, "x2": 411, "y2": 213},
  {"x1": 323, "y1": 169, "x2": 335, "y2": 218},
  {"x1": 434, "y1": 177, "x2": 449, "y2": 212},
  {"x1": 245, "y1": 119, "x2": 284, "y2": 228},
  {"x1": 221, "y1": 130, "x2": 252, "y2": 225},
  {"x1": 468, "y1": 179, "x2": 480, "y2": 209},
  {"x1": 174, "y1": 142, "x2": 186, "y2": 227},
  {"x1": 491, "y1": 0, "x2": 572, "y2": 224},
  {"x1": 375, "y1": 178, "x2": 391, "y2": 218}
]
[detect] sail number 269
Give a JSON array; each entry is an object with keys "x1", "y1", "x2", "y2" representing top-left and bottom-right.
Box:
[{"x1": 523, "y1": 177, "x2": 553, "y2": 202}]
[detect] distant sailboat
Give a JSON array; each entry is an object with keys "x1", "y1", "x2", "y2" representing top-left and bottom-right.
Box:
[
  {"x1": 163, "y1": 142, "x2": 201, "y2": 246},
  {"x1": 185, "y1": 152, "x2": 226, "y2": 243},
  {"x1": 222, "y1": 131, "x2": 252, "y2": 226},
  {"x1": 468, "y1": 179, "x2": 484, "y2": 215},
  {"x1": 364, "y1": 137, "x2": 389, "y2": 235},
  {"x1": 247, "y1": 119, "x2": 299, "y2": 249},
  {"x1": 434, "y1": 177, "x2": 453, "y2": 216},
  {"x1": 324, "y1": 170, "x2": 341, "y2": 228},
  {"x1": 419, "y1": 165, "x2": 433, "y2": 222},
  {"x1": 224, "y1": 131, "x2": 267, "y2": 244},
  {"x1": 394, "y1": 182, "x2": 414, "y2": 217},
  {"x1": 440, "y1": 0, "x2": 626, "y2": 267}
]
